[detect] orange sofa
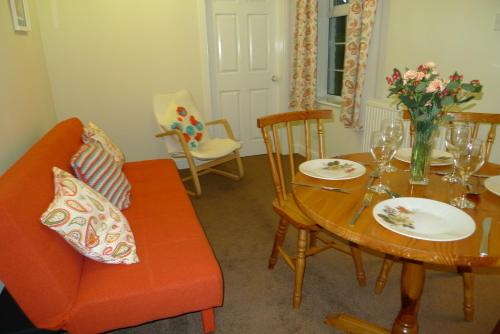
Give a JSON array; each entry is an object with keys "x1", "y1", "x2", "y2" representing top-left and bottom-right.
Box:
[{"x1": 0, "y1": 118, "x2": 223, "y2": 333}]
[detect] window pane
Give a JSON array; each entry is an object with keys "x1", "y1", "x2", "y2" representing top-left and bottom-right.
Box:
[
  {"x1": 334, "y1": 0, "x2": 349, "y2": 5},
  {"x1": 327, "y1": 71, "x2": 343, "y2": 96},
  {"x1": 335, "y1": 44, "x2": 345, "y2": 70},
  {"x1": 334, "y1": 16, "x2": 346, "y2": 43},
  {"x1": 327, "y1": 16, "x2": 347, "y2": 96}
]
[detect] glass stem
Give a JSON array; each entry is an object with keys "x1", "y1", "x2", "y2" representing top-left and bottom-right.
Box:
[
  {"x1": 378, "y1": 165, "x2": 384, "y2": 188},
  {"x1": 460, "y1": 175, "x2": 469, "y2": 206}
]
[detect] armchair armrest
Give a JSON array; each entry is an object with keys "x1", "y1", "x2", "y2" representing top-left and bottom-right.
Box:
[
  {"x1": 155, "y1": 129, "x2": 194, "y2": 158},
  {"x1": 205, "y1": 118, "x2": 236, "y2": 140}
]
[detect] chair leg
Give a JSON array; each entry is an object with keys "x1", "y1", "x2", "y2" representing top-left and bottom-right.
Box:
[
  {"x1": 375, "y1": 256, "x2": 395, "y2": 294},
  {"x1": 349, "y1": 243, "x2": 366, "y2": 287},
  {"x1": 459, "y1": 266, "x2": 474, "y2": 321},
  {"x1": 309, "y1": 230, "x2": 318, "y2": 248},
  {"x1": 268, "y1": 219, "x2": 289, "y2": 269},
  {"x1": 293, "y1": 229, "x2": 308, "y2": 309},
  {"x1": 185, "y1": 152, "x2": 202, "y2": 197},
  {"x1": 201, "y1": 308, "x2": 216, "y2": 334},
  {"x1": 235, "y1": 151, "x2": 244, "y2": 179}
]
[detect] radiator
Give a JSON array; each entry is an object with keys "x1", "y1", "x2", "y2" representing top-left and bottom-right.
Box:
[
  {"x1": 362, "y1": 99, "x2": 402, "y2": 151},
  {"x1": 362, "y1": 100, "x2": 446, "y2": 152}
]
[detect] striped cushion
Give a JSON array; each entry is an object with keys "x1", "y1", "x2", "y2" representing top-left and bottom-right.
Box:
[{"x1": 71, "y1": 142, "x2": 131, "y2": 210}]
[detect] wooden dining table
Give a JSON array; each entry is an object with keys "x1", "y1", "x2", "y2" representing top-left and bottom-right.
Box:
[{"x1": 292, "y1": 152, "x2": 500, "y2": 334}]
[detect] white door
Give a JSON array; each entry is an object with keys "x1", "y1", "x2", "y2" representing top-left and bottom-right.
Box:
[{"x1": 206, "y1": 0, "x2": 283, "y2": 156}]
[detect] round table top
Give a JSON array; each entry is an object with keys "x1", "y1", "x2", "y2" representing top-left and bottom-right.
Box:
[{"x1": 293, "y1": 152, "x2": 500, "y2": 267}]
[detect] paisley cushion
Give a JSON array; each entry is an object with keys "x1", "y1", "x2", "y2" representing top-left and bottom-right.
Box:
[
  {"x1": 40, "y1": 167, "x2": 139, "y2": 264},
  {"x1": 71, "y1": 142, "x2": 131, "y2": 210},
  {"x1": 82, "y1": 122, "x2": 125, "y2": 166}
]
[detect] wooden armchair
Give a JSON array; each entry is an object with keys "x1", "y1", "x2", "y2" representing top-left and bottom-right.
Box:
[
  {"x1": 375, "y1": 111, "x2": 500, "y2": 321},
  {"x1": 257, "y1": 110, "x2": 366, "y2": 309},
  {"x1": 154, "y1": 90, "x2": 244, "y2": 197}
]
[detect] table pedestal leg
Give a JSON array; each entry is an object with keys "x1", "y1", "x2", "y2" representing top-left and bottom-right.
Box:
[{"x1": 392, "y1": 260, "x2": 425, "y2": 334}]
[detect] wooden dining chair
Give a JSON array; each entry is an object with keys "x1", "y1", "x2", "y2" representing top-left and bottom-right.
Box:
[
  {"x1": 375, "y1": 111, "x2": 500, "y2": 321},
  {"x1": 257, "y1": 110, "x2": 366, "y2": 309}
]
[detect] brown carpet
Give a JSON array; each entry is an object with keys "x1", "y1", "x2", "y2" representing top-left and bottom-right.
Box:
[{"x1": 114, "y1": 155, "x2": 500, "y2": 334}]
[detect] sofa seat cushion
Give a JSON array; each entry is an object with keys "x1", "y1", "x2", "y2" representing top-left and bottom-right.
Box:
[{"x1": 67, "y1": 159, "x2": 223, "y2": 333}]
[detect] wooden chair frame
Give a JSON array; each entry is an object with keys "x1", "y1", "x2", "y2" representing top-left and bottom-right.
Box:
[
  {"x1": 375, "y1": 110, "x2": 500, "y2": 321},
  {"x1": 156, "y1": 118, "x2": 244, "y2": 197},
  {"x1": 257, "y1": 110, "x2": 366, "y2": 309}
]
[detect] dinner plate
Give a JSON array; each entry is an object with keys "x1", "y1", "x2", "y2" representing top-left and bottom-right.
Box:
[
  {"x1": 395, "y1": 148, "x2": 453, "y2": 166},
  {"x1": 299, "y1": 159, "x2": 366, "y2": 181},
  {"x1": 372, "y1": 197, "x2": 476, "y2": 242},
  {"x1": 484, "y1": 175, "x2": 500, "y2": 196}
]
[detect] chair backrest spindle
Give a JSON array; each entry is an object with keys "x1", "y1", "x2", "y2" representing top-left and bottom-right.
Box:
[
  {"x1": 257, "y1": 110, "x2": 333, "y2": 205},
  {"x1": 403, "y1": 110, "x2": 499, "y2": 162}
]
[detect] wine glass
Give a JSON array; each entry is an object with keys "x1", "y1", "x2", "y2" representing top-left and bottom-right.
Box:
[
  {"x1": 450, "y1": 139, "x2": 486, "y2": 209},
  {"x1": 380, "y1": 118, "x2": 404, "y2": 172},
  {"x1": 443, "y1": 123, "x2": 471, "y2": 183},
  {"x1": 369, "y1": 130, "x2": 398, "y2": 193}
]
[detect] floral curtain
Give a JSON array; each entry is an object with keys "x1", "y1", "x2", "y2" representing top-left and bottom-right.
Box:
[
  {"x1": 340, "y1": 0, "x2": 378, "y2": 128},
  {"x1": 289, "y1": 0, "x2": 318, "y2": 111}
]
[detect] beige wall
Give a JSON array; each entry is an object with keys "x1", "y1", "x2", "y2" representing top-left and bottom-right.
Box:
[
  {"x1": 0, "y1": 0, "x2": 57, "y2": 175},
  {"x1": 36, "y1": 0, "x2": 208, "y2": 162},
  {"x1": 378, "y1": 0, "x2": 500, "y2": 162}
]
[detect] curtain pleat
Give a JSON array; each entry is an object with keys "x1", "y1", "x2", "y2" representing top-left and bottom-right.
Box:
[
  {"x1": 340, "y1": 0, "x2": 378, "y2": 128},
  {"x1": 289, "y1": 0, "x2": 318, "y2": 111}
]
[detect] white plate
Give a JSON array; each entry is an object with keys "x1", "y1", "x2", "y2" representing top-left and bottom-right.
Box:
[
  {"x1": 372, "y1": 197, "x2": 476, "y2": 242},
  {"x1": 484, "y1": 175, "x2": 500, "y2": 196},
  {"x1": 395, "y1": 148, "x2": 453, "y2": 166},
  {"x1": 299, "y1": 159, "x2": 366, "y2": 181}
]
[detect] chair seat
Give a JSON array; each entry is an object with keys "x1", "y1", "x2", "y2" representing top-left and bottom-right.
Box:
[
  {"x1": 272, "y1": 196, "x2": 318, "y2": 230},
  {"x1": 190, "y1": 138, "x2": 241, "y2": 160}
]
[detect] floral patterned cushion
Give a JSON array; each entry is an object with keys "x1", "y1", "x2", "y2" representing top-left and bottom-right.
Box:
[
  {"x1": 71, "y1": 142, "x2": 131, "y2": 210},
  {"x1": 82, "y1": 122, "x2": 125, "y2": 166},
  {"x1": 41, "y1": 167, "x2": 139, "y2": 264},
  {"x1": 166, "y1": 100, "x2": 206, "y2": 150}
]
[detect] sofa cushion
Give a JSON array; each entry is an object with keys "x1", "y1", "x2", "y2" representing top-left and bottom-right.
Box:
[
  {"x1": 71, "y1": 142, "x2": 131, "y2": 210},
  {"x1": 41, "y1": 167, "x2": 139, "y2": 265},
  {"x1": 82, "y1": 122, "x2": 125, "y2": 166},
  {"x1": 0, "y1": 118, "x2": 85, "y2": 329},
  {"x1": 67, "y1": 159, "x2": 223, "y2": 333}
]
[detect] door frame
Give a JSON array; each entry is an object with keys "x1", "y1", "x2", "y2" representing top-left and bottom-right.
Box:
[{"x1": 197, "y1": 0, "x2": 291, "y2": 132}]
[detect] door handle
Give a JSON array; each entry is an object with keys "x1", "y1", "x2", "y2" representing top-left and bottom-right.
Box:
[{"x1": 271, "y1": 75, "x2": 278, "y2": 82}]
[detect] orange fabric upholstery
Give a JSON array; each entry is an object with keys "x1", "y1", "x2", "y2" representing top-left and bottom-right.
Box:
[
  {"x1": 0, "y1": 118, "x2": 223, "y2": 333},
  {"x1": 0, "y1": 118, "x2": 84, "y2": 328}
]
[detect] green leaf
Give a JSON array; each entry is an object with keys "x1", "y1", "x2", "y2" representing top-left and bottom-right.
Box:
[
  {"x1": 441, "y1": 114, "x2": 455, "y2": 123},
  {"x1": 441, "y1": 96, "x2": 455, "y2": 106},
  {"x1": 458, "y1": 96, "x2": 475, "y2": 104},
  {"x1": 446, "y1": 81, "x2": 459, "y2": 91},
  {"x1": 415, "y1": 82, "x2": 427, "y2": 93}
]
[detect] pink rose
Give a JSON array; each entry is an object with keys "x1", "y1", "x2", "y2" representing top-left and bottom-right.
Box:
[
  {"x1": 424, "y1": 61, "x2": 436, "y2": 69},
  {"x1": 425, "y1": 79, "x2": 444, "y2": 93},
  {"x1": 415, "y1": 72, "x2": 425, "y2": 81},
  {"x1": 403, "y1": 70, "x2": 418, "y2": 81}
]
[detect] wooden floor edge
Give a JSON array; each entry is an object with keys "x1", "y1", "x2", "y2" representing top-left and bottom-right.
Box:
[{"x1": 325, "y1": 313, "x2": 390, "y2": 334}]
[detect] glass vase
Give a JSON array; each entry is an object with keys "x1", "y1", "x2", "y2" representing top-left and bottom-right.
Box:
[{"x1": 409, "y1": 118, "x2": 437, "y2": 185}]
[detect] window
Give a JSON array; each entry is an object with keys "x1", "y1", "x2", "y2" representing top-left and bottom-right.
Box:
[{"x1": 327, "y1": 0, "x2": 349, "y2": 97}]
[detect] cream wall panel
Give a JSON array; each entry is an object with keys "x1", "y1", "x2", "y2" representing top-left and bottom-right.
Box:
[
  {"x1": 0, "y1": 0, "x2": 56, "y2": 175},
  {"x1": 379, "y1": 0, "x2": 500, "y2": 162},
  {"x1": 36, "y1": 0, "x2": 208, "y2": 162}
]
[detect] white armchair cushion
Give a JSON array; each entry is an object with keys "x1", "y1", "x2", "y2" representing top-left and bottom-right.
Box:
[
  {"x1": 154, "y1": 90, "x2": 209, "y2": 153},
  {"x1": 190, "y1": 138, "x2": 241, "y2": 160}
]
